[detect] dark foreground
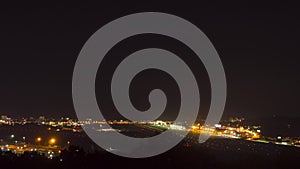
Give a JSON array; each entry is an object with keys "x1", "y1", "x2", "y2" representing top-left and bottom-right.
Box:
[{"x1": 1, "y1": 137, "x2": 300, "y2": 169}]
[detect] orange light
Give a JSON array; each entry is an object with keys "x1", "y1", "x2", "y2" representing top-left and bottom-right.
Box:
[
  {"x1": 49, "y1": 138, "x2": 56, "y2": 145},
  {"x1": 36, "y1": 137, "x2": 42, "y2": 142}
]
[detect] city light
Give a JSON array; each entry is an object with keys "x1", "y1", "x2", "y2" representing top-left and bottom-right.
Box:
[
  {"x1": 0, "y1": 115, "x2": 299, "y2": 162},
  {"x1": 49, "y1": 138, "x2": 56, "y2": 145},
  {"x1": 36, "y1": 137, "x2": 42, "y2": 142}
]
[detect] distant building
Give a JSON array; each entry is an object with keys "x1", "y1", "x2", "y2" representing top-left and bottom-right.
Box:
[
  {"x1": 1, "y1": 115, "x2": 8, "y2": 121},
  {"x1": 170, "y1": 124, "x2": 186, "y2": 130},
  {"x1": 155, "y1": 120, "x2": 168, "y2": 126},
  {"x1": 39, "y1": 116, "x2": 45, "y2": 121},
  {"x1": 36, "y1": 116, "x2": 46, "y2": 124}
]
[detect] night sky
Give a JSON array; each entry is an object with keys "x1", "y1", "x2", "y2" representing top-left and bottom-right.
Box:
[{"x1": 0, "y1": 2, "x2": 300, "y2": 120}]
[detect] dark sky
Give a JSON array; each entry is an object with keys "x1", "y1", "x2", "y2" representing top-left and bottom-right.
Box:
[{"x1": 0, "y1": 2, "x2": 300, "y2": 120}]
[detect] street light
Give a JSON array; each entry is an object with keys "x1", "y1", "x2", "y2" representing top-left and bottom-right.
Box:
[
  {"x1": 49, "y1": 138, "x2": 56, "y2": 145},
  {"x1": 36, "y1": 137, "x2": 42, "y2": 142}
]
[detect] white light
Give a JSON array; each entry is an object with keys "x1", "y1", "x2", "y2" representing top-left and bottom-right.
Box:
[{"x1": 214, "y1": 124, "x2": 222, "y2": 128}]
